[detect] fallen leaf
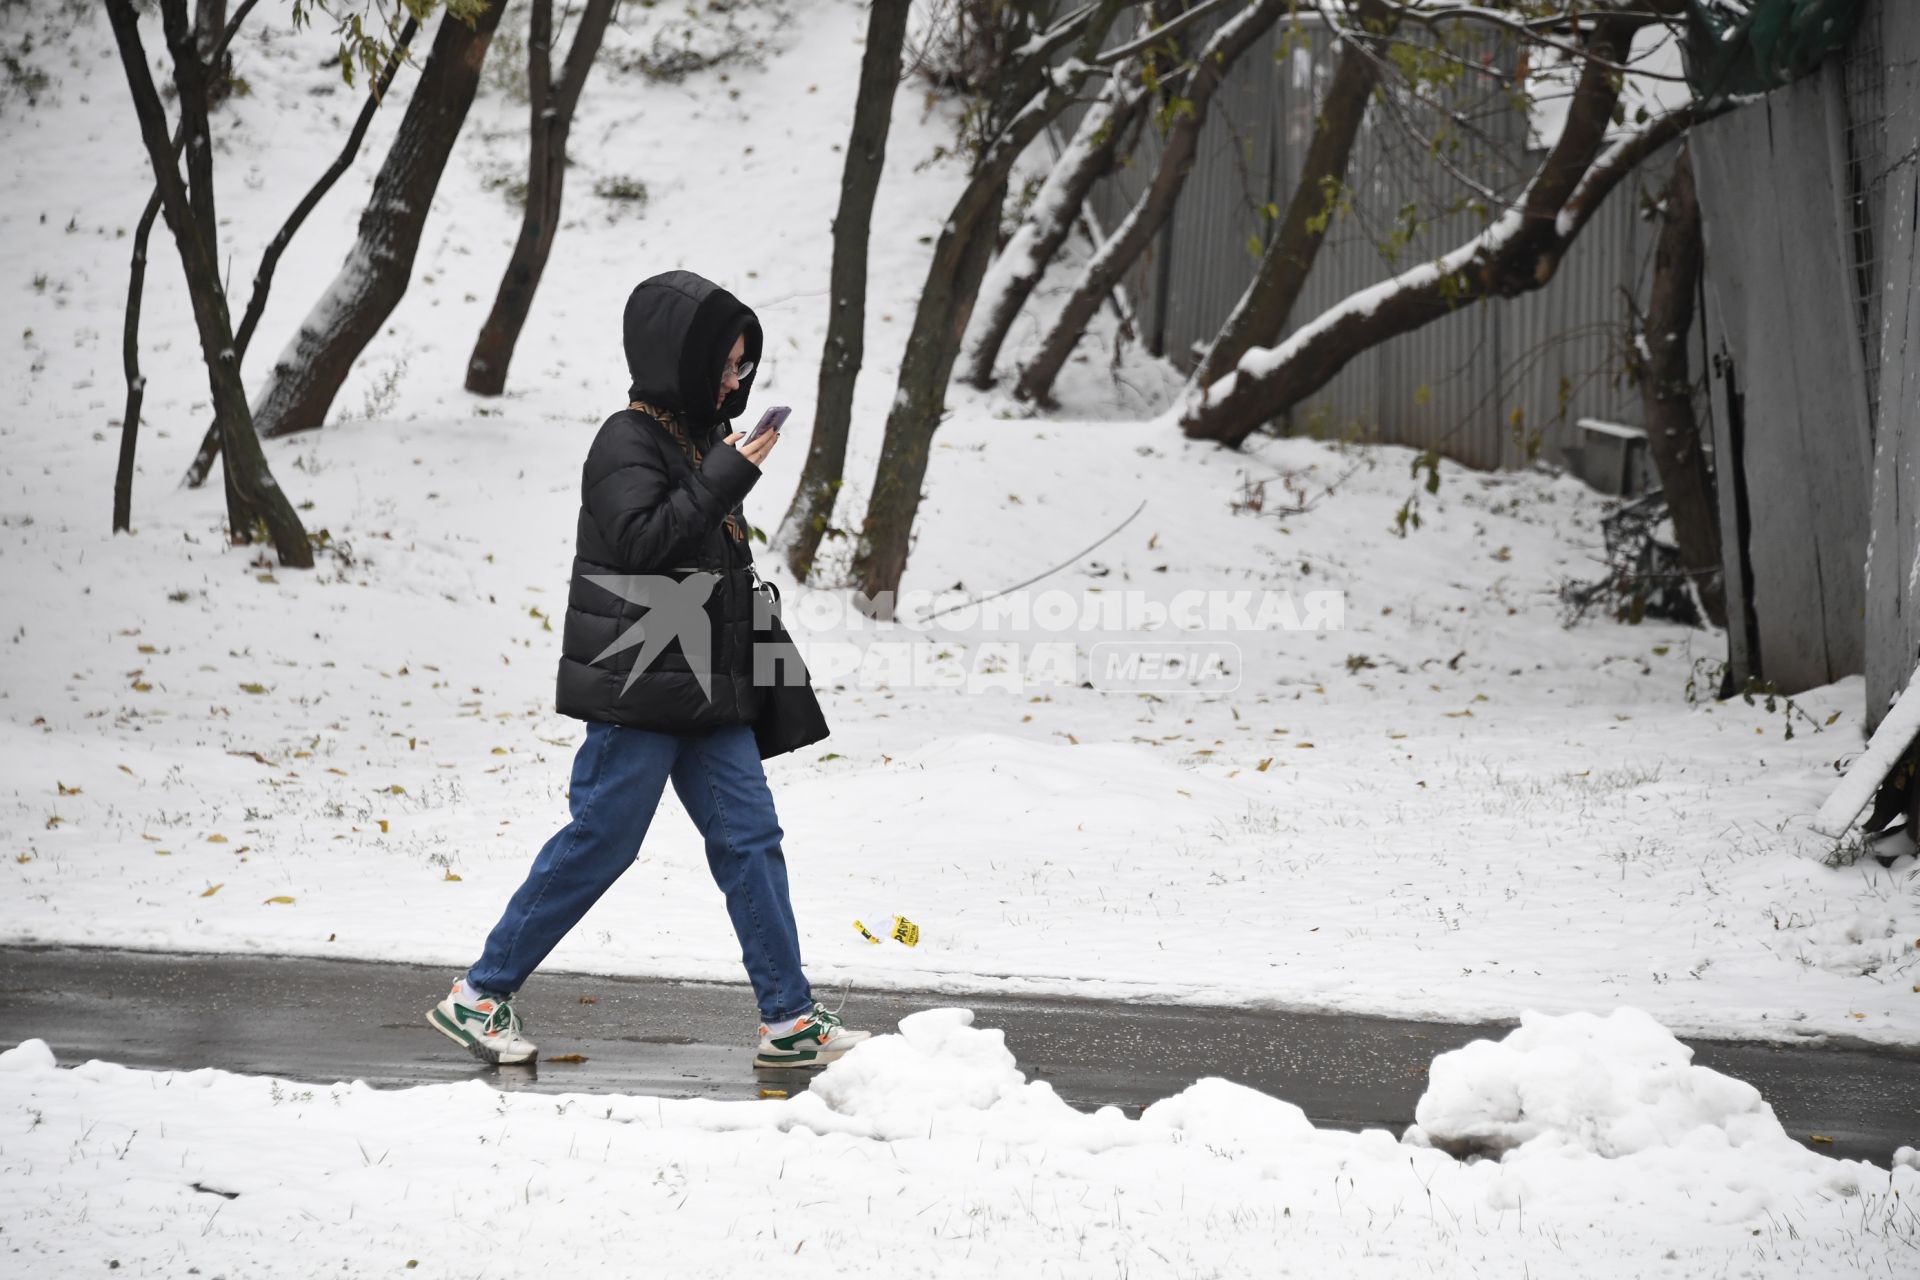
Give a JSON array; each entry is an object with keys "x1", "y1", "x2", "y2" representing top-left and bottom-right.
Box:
[
  {"x1": 376, "y1": 819, "x2": 389, "y2": 834},
  {"x1": 131, "y1": 680, "x2": 152, "y2": 693},
  {"x1": 383, "y1": 784, "x2": 406, "y2": 795},
  {"x1": 57, "y1": 782, "x2": 81, "y2": 795},
  {"x1": 262, "y1": 895, "x2": 296, "y2": 905},
  {"x1": 578, "y1": 996, "x2": 598, "y2": 1005},
  {"x1": 1256, "y1": 758, "x2": 1274, "y2": 771},
  {"x1": 1809, "y1": 1134, "x2": 1835, "y2": 1145},
  {"x1": 200, "y1": 883, "x2": 223, "y2": 897},
  {"x1": 442, "y1": 870, "x2": 462, "y2": 882},
  {"x1": 207, "y1": 833, "x2": 228, "y2": 844},
  {"x1": 544, "y1": 1053, "x2": 587, "y2": 1064},
  {"x1": 491, "y1": 747, "x2": 509, "y2": 756},
  {"x1": 239, "y1": 682, "x2": 268, "y2": 695}
]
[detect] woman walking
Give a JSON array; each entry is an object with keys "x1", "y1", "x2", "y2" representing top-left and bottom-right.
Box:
[{"x1": 428, "y1": 270, "x2": 866, "y2": 1070}]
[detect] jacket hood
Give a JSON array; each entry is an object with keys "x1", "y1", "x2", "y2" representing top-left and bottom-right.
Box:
[{"x1": 622, "y1": 270, "x2": 763, "y2": 434}]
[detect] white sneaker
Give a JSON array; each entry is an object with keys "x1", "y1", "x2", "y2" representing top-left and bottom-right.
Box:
[
  {"x1": 427, "y1": 978, "x2": 538, "y2": 1066},
  {"x1": 754, "y1": 1001, "x2": 871, "y2": 1069}
]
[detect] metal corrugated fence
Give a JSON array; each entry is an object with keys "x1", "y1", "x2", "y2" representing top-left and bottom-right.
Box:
[{"x1": 1058, "y1": 10, "x2": 1679, "y2": 471}]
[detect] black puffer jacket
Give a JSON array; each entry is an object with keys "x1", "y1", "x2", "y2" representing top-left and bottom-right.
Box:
[{"x1": 554, "y1": 271, "x2": 767, "y2": 732}]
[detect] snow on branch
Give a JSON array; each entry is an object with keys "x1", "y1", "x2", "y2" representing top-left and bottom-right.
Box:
[{"x1": 1095, "y1": 0, "x2": 1245, "y2": 66}]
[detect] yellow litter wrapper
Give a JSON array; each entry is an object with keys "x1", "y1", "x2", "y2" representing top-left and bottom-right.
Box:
[
  {"x1": 891, "y1": 916, "x2": 921, "y2": 947},
  {"x1": 853, "y1": 920, "x2": 883, "y2": 945}
]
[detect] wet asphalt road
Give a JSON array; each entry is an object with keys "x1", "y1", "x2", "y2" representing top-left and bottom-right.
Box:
[{"x1": 2, "y1": 945, "x2": 1914, "y2": 1165}]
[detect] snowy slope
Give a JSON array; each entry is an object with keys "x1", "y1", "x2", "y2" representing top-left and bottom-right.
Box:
[{"x1": 0, "y1": 0, "x2": 1915, "y2": 1055}]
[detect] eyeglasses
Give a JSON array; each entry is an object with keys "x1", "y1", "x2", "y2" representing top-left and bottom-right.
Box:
[{"x1": 722, "y1": 358, "x2": 755, "y2": 384}]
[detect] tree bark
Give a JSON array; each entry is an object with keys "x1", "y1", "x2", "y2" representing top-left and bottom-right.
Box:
[
  {"x1": 960, "y1": 64, "x2": 1146, "y2": 390},
  {"x1": 117, "y1": 0, "x2": 257, "y2": 532},
  {"x1": 106, "y1": 0, "x2": 312, "y2": 565},
  {"x1": 464, "y1": 0, "x2": 616, "y2": 396},
  {"x1": 182, "y1": 14, "x2": 418, "y2": 490},
  {"x1": 772, "y1": 0, "x2": 911, "y2": 581},
  {"x1": 847, "y1": 174, "x2": 1008, "y2": 607},
  {"x1": 1180, "y1": 16, "x2": 1710, "y2": 448},
  {"x1": 851, "y1": 0, "x2": 1133, "y2": 604},
  {"x1": 1626, "y1": 144, "x2": 1725, "y2": 627},
  {"x1": 1189, "y1": 0, "x2": 1393, "y2": 390},
  {"x1": 1014, "y1": 0, "x2": 1288, "y2": 407},
  {"x1": 194, "y1": 0, "x2": 234, "y2": 106},
  {"x1": 250, "y1": 0, "x2": 509, "y2": 439}
]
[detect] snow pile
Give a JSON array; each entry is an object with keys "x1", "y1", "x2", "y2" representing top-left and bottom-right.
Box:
[
  {"x1": 1408, "y1": 1008, "x2": 1787, "y2": 1158},
  {"x1": 3, "y1": 1010, "x2": 1916, "y2": 1278}
]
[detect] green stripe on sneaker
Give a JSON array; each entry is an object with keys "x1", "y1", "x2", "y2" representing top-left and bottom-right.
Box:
[{"x1": 430, "y1": 1007, "x2": 477, "y2": 1047}]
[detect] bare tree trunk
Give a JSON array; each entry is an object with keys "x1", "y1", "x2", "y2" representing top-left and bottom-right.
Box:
[
  {"x1": 250, "y1": 0, "x2": 510, "y2": 439},
  {"x1": 1189, "y1": 0, "x2": 1392, "y2": 389},
  {"x1": 1626, "y1": 144, "x2": 1725, "y2": 627},
  {"x1": 848, "y1": 174, "x2": 1008, "y2": 605},
  {"x1": 464, "y1": 0, "x2": 616, "y2": 396},
  {"x1": 117, "y1": 0, "x2": 246, "y2": 532},
  {"x1": 960, "y1": 64, "x2": 1146, "y2": 390},
  {"x1": 181, "y1": 15, "x2": 419, "y2": 489},
  {"x1": 106, "y1": 0, "x2": 312, "y2": 565},
  {"x1": 194, "y1": 0, "x2": 233, "y2": 106},
  {"x1": 1014, "y1": 0, "x2": 1288, "y2": 407},
  {"x1": 773, "y1": 0, "x2": 911, "y2": 581},
  {"x1": 851, "y1": 0, "x2": 1137, "y2": 603},
  {"x1": 1180, "y1": 17, "x2": 1713, "y2": 448}
]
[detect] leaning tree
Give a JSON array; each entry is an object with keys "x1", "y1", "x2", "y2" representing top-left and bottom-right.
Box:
[
  {"x1": 105, "y1": 0, "x2": 312, "y2": 564},
  {"x1": 849, "y1": 0, "x2": 1239, "y2": 604},
  {"x1": 1176, "y1": 1, "x2": 1719, "y2": 448},
  {"x1": 1012, "y1": 0, "x2": 1294, "y2": 406},
  {"x1": 463, "y1": 0, "x2": 618, "y2": 396},
  {"x1": 244, "y1": 0, "x2": 509, "y2": 441},
  {"x1": 772, "y1": 0, "x2": 913, "y2": 581}
]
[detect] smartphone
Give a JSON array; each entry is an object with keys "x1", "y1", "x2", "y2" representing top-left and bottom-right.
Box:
[{"x1": 744, "y1": 405, "x2": 791, "y2": 446}]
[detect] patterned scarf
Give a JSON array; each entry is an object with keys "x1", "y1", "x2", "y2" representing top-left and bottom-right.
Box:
[{"x1": 630, "y1": 399, "x2": 746, "y2": 545}]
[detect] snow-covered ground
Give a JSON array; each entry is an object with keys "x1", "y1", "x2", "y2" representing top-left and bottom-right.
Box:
[
  {"x1": 5, "y1": 1010, "x2": 1916, "y2": 1278},
  {"x1": 3, "y1": 0, "x2": 1912, "y2": 1048},
  {"x1": 4, "y1": 1, "x2": 1919, "y2": 1272}
]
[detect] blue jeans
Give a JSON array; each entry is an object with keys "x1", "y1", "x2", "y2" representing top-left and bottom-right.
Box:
[{"x1": 467, "y1": 721, "x2": 814, "y2": 1024}]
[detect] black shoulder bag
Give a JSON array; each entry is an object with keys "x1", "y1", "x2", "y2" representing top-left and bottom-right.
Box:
[{"x1": 747, "y1": 568, "x2": 830, "y2": 760}]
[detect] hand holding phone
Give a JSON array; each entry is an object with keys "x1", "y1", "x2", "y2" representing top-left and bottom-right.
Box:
[{"x1": 744, "y1": 405, "x2": 791, "y2": 446}]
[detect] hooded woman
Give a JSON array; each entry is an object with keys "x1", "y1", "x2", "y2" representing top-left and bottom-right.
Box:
[{"x1": 427, "y1": 270, "x2": 868, "y2": 1070}]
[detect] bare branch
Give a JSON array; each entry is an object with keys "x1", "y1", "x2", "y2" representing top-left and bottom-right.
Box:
[{"x1": 1094, "y1": 0, "x2": 1243, "y2": 66}]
